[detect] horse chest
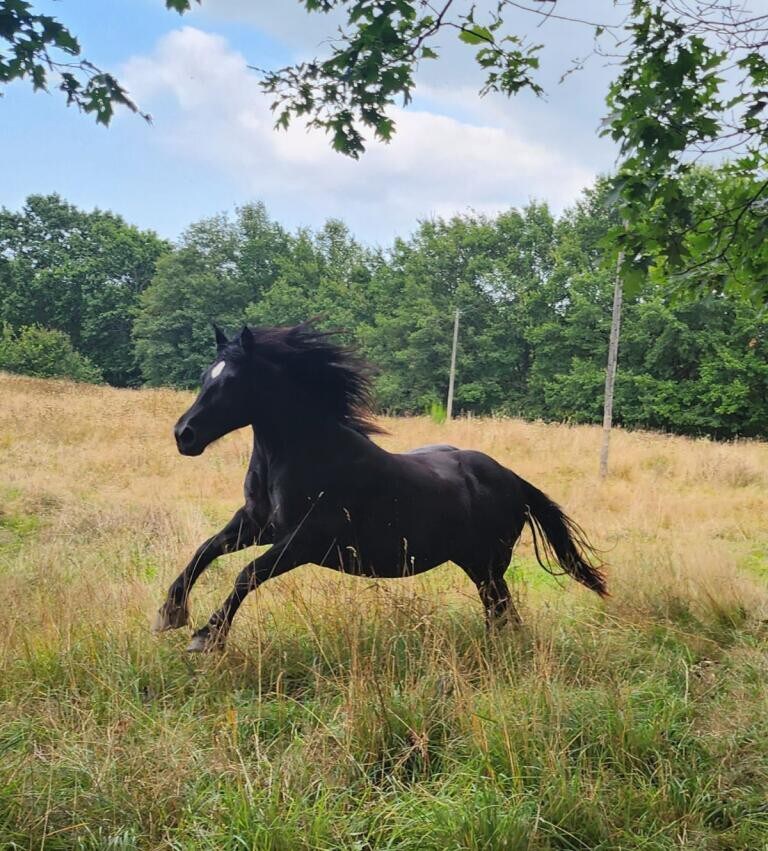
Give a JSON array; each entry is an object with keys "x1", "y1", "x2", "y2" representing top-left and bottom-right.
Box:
[{"x1": 243, "y1": 467, "x2": 272, "y2": 525}]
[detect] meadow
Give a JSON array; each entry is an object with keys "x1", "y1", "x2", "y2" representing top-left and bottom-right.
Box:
[{"x1": 1, "y1": 372, "x2": 767, "y2": 850}]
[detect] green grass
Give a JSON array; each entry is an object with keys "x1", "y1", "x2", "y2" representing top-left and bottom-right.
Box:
[
  {"x1": 0, "y1": 488, "x2": 40, "y2": 560},
  {"x1": 2, "y1": 589, "x2": 768, "y2": 849},
  {"x1": 2, "y1": 378, "x2": 768, "y2": 849}
]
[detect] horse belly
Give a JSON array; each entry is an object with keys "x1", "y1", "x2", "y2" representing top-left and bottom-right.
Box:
[
  {"x1": 344, "y1": 540, "x2": 451, "y2": 579},
  {"x1": 340, "y1": 508, "x2": 460, "y2": 579}
]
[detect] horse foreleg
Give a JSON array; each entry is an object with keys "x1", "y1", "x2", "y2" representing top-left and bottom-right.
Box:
[
  {"x1": 187, "y1": 537, "x2": 306, "y2": 652},
  {"x1": 153, "y1": 507, "x2": 261, "y2": 633}
]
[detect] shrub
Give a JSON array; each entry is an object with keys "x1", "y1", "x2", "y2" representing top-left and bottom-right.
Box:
[
  {"x1": 429, "y1": 400, "x2": 447, "y2": 424},
  {"x1": 0, "y1": 325, "x2": 102, "y2": 383}
]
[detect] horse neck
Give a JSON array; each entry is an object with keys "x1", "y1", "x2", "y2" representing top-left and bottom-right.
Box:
[{"x1": 247, "y1": 405, "x2": 350, "y2": 464}]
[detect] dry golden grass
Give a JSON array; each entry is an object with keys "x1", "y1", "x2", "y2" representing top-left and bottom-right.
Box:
[
  {"x1": 1, "y1": 372, "x2": 768, "y2": 850},
  {"x1": 2, "y1": 372, "x2": 766, "y2": 630}
]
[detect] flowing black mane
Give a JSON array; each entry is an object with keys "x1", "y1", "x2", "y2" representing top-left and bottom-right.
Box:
[{"x1": 233, "y1": 323, "x2": 383, "y2": 436}]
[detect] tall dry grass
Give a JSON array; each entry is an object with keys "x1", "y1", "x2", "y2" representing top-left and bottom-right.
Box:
[{"x1": 1, "y1": 373, "x2": 767, "y2": 849}]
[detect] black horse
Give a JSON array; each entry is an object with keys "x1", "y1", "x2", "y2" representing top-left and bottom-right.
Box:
[{"x1": 153, "y1": 324, "x2": 606, "y2": 651}]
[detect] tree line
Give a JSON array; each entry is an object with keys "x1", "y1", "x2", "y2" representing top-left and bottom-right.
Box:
[{"x1": 1, "y1": 179, "x2": 766, "y2": 438}]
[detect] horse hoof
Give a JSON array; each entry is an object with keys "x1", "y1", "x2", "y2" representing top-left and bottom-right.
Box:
[
  {"x1": 152, "y1": 603, "x2": 189, "y2": 633},
  {"x1": 186, "y1": 626, "x2": 225, "y2": 653}
]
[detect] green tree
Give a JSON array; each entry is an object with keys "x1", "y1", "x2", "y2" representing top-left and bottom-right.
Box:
[
  {"x1": 0, "y1": 324, "x2": 102, "y2": 383},
  {"x1": 523, "y1": 181, "x2": 618, "y2": 419},
  {"x1": 134, "y1": 203, "x2": 292, "y2": 387},
  {"x1": 262, "y1": 1, "x2": 767, "y2": 302},
  {"x1": 0, "y1": 194, "x2": 168, "y2": 386},
  {"x1": 8, "y1": 2, "x2": 766, "y2": 300},
  {"x1": 604, "y1": 5, "x2": 768, "y2": 303},
  {"x1": 520, "y1": 178, "x2": 768, "y2": 437},
  {"x1": 615, "y1": 298, "x2": 768, "y2": 438},
  {"x1": 246, "y1": 218, "x2": 378, "y2": 332},
  {"x1": 4, "y1": 185, "x2": 763, "y2": 438},
  {"x1": 361, "y1": 204, "x2": 556, "y2": 414}
]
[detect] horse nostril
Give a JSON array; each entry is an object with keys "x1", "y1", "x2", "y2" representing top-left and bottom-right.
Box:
[{"x1": 176, "y1": 425, "x2": 196, "y2": 448}]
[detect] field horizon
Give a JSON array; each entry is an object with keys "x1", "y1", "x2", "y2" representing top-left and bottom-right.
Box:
[{"x1": 1, "y1": 372, "x2": 768, "y2": 849}]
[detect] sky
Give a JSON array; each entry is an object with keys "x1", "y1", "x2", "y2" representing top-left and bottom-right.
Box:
[{"x1": 3, "y1": 0, "x2": 625, "y2": 246}]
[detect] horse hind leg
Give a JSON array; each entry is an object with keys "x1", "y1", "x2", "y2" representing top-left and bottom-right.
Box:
[
  {"x1": 458, "y1": 551, "x2": 522, "y2": 630},
  {"x1": 478, "y1": 575, "x2": 522, "y2": 630}
]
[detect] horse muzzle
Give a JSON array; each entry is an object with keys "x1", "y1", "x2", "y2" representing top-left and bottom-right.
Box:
[{"x1": 174, "y1": 421, "x2": 204, "y2": 456}]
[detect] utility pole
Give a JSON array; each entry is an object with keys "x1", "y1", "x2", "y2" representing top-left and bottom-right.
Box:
[
  {"x1": 599, "y1": 249, "x2": 624, "y2": 478},
  {"x1": 446, "y1": 307, "x2": 460, "y2": 420}
]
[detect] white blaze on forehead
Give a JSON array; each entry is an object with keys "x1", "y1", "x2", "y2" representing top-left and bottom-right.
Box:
[{"x1": 210, "y1": 361, "x2": 225, "y2": 379}]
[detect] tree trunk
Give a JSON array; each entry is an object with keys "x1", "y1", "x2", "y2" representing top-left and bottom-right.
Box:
[
  {"x1": 599, "y1": 251, "x2": 624, "y2": 478},
  {"x1": 446, "y1": 307, "x2": 460, "y2": 420}
]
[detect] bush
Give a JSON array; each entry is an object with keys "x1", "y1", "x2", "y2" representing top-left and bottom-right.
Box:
[{"x1": 0, "y1": 325, "x2": 102, "y2": 383}]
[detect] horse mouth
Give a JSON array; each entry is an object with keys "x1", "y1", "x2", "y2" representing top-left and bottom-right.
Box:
[{"x1": 177, "y1": 442, "x2": 205, "y2": 457}]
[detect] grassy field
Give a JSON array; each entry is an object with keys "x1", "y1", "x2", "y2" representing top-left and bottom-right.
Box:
[{"x1": 1, "y1": 373, "x2": 768, "y2": 850}]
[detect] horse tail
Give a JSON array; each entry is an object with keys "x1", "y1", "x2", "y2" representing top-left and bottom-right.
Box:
[{"x1": 518, "y1": 476, "x2": 608, "y2": 597}]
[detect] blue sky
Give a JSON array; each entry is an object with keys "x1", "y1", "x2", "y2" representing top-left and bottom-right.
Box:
[{"x1": 4, "y1": 0, "x2": 621, "y2": 245}]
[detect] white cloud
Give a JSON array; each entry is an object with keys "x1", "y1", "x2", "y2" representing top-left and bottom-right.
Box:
[
  {"x1": 123, "y1": 27, "x2": 598, "y2": 243},
  {"x1": 185, "y1": 0, "x2": 350, "y2": 49}
]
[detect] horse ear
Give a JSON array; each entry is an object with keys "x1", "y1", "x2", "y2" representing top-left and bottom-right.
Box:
[
  {"x1": 240, "y1": 325, "x2": 254, "y2": 353},
  {"x1": 213, "y1": 323, "x2": 228, "y2": 351}
]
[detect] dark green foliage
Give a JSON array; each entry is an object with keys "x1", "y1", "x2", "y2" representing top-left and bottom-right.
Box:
[
  {"x1": 131, "y1": 176, "x2": 766, "y2": 436},
  {"x1": 3, "y1": 181, "x2": 767, "y2": 437},
  {"x1": 603, "y1": 5, "x2": 768, "y2": 303},
  {"x1": 6, "y1": 1, "x2": 767, "y2": 301},
  {"x1": 1, "y1": 0, "x2": 140, "y2": 122},
  {"x1": 134, "y1": 203, "x2": 293, "y2": 387},
  {"x1": 368, "y1": 189, "x2": 767, "y2": 436},
  {"x1": 0, "y1": 194, "x2": 167, "y2": 386},
  {"x1": 522, "y1": 184, "x2": 768, "y2": 437},
  {"x1": 0, "y1": 0, "x2": 199, "y2": 122},
  {"x1": 246, "y1": 218, "x2": 377, "y2": 331},
  {"x1": 0, "y1": 324, "x2": 101, "y2": 382},
  {"x1": 262, "y1": 0, "x2": 542, "y2": 157},
  {"x1": 361, "y1": 204, "x2": 555, "y2": 414},
  {"x1": 134, "y1": 209, "x2": 379, "y2": 388},
  {"x1": 260, "y1": 1, "x2": 768, "y2": 301}
]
